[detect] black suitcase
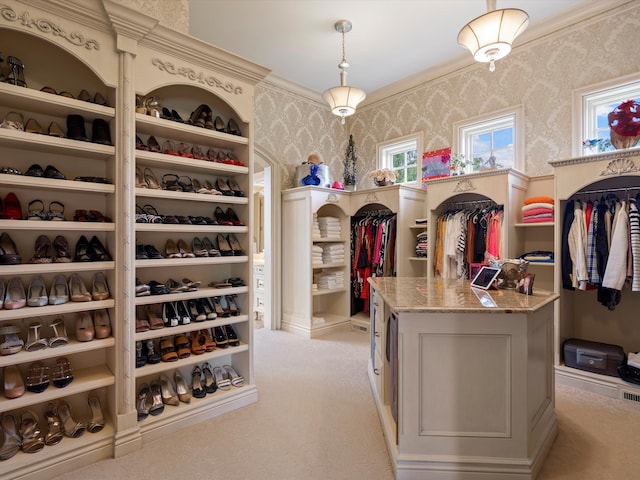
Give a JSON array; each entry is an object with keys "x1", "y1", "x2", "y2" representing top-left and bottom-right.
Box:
[{"x1": 563, "y1": 338, "x2": 625, "y2": 377}]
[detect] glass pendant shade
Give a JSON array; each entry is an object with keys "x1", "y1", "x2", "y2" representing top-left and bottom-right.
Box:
[
  {"x1": 458, "y1": 8, "x2": 529, "y2": 68},
  {"x1": 323, "y1": 85, "x2": 366, "y2": 120}
]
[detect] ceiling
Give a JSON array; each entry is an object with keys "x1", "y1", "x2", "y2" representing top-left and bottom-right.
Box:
[{"x1": 188, "y1": 0, "x2": 610, "y2": 101}]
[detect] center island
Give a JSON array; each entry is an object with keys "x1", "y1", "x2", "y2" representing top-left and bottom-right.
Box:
[{"x1": 367, "y1": 277, "x2": 559, "y2": 480}]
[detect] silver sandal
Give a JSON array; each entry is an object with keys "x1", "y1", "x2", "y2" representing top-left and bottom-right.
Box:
[
  {"x1": 25, "y1": 321, "x2": 48, "y2": 351},
  {"x1": 0, "y1": 324, "x2": 24, "y2": 355}
]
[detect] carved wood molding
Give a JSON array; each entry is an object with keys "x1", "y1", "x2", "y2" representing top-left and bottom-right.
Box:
[
  {"x1": 326, "y1": 193, "x2": 339, "y2": 204},
  {"x1": 453, "y1": 179, "x2": 476, "y2": 193},
  {"x1": 151, "y1": 58, "x2": 243, "y2": 95},
  {"x1": 365, "y1": 192, "x2": 379, "y2": 204},
  {"x1": 0, "y1": 3, "x2": 100, "y2": 50},
  {"x1": 600, "y1": 157, "x2": 640, "y2": 177}
]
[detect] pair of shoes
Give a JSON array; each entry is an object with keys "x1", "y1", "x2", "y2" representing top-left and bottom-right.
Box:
[
  {"x1": 66, "y1": 115, "x2": 112, "y2": 145},
  {"x1": 76, "y1": 309, "x2": 111, "y2": 341},
  {"x1": 136, "y1": 243, "x2": 164, "y2": 260},
  {"x1": 73, "y1": 209, "x2": 112, "y2": 222},
  {"x1": 217, "y1": 233, "x2": 245, "y2": 256},
  {"x1": 24, "y1": 163, "x2": 66, "y2": 180},
  {"x1": 32, "y1": 235, "x2": 71, "y2": 263},
  {"x1": 26, "y1": 199, "x2": 65, "y2": 221},
  {"x1": 0, "y1": 192, "x2": 22, "y2": 220},
  {"x1": 165, "y1": 238, "x2": 195, "y2": 258},
  {"x1": 136, "y1": 278, "x2": 151, "y2": 297},
  {"x1": 77, "y1": 89, "x2": 109, "y2": 106},
  {"x1": 212, "y1": 365, "x2": 244, "y2": 391},
  {"x1": 74, "y1": 235, "x2": 111, "y2": 261},
  {"x1": 216, "y1": 177, "x2": 245, "y2": 196}
]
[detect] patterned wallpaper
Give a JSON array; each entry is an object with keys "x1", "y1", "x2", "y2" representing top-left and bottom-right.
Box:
[{"x1": 254, "y1": 2, "x2": 639, "y2": 189}]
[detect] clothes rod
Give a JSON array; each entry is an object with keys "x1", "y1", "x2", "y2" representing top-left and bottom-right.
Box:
[{"x1": 575, "y1": 186, "x2": 640, "y2": 196}]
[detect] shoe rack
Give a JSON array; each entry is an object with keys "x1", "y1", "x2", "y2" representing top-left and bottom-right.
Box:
[
  {"x1": 0, "y1": 11, "x2": 119, "y2": 480},
  {"x1": 0, "y1": 1, "x2": 269, "y2": 478}
]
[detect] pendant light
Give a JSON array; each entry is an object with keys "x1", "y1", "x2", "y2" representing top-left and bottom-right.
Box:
[
  {"x1": 457, "y1": 0, "x2": 529, "y2": 72},
  {"x1": 323, "y1": 20, "x2": 366, "y2": 124}
]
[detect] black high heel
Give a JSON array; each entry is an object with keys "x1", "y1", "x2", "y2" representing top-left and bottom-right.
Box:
[
  {"x1": 214, "y1": 206, "x2": 233, "y2": 225},
  {"x1": 6, "y1": 56, "x2": 26, "y2": 87},
  {"x1": 227, "y1": 234, "x2": 245, "y2": 255},
  {"x1": 218, "y1": 295, "x2": 232, "y2": 317},
  {"x1": 191, "y1": 366, "x2": 206, "y2": 398},
  {"x1": 226, "y1": 178, "x2": 245, "y2": 197},
  {"x1": 224, "y1": 324, "x2": 240, "y2": 346},
  {"x1": 215, "y1": 178, "x2": 234, "y2": 196},
  {"x1": 227, "y1": 118, "x2": 241, "y2": 136},
  {"x1": 216, "y1": 234, "x2": 234, "y2": 256},
  {"x1": 226, "y1": 294, "x2": 240, "y2": 316},
  {"x1": 89, "y1": 236, "x2": 111, "y2": 261},
  {"x1": 214, "y1": 325, "x2": 228, "y2": 348},
  {"x1": 214, "y1": 116, "x2": 227, "y2": 133}
]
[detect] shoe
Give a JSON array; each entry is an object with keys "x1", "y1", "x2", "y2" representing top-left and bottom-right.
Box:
[
  {"x1": 47, "y1": 201, "x2": 65, "y2": 221},
  {"x1": 136, "y1": 306, "x2": 150, "y2": 333},
  {"x1": 145, "y1": 339, "x2": 162, "y2": 364},
  {"x1": 191, "y1": 365, "x2": 206, "y2": 398},
  {"x1": 225, "y1": 324, "x2": 240, "y2": 346},
  {"x1": 166, "y1": 278, "x2": 188, "y2": 294},
  {"x1": 165, "y1": 239, "x2": 181, "y2": 258},
  {"x1": 44, "y1": 164, "x2": 66, "y2": 180},
  {"x1": 25, "y1": 320, "x2": 50, "y2": 352},
  {"x1": 57, "y1": 400, "x2": 85, "y2": 437},
  {"x1": 92, "y1": 119, "x2": 112, "y2": 145},
  {"x1": 3, "y1": 277, "x2": 26, "y2": 309},
  {"x1": 78, "y1": 89, "x2": 92, "y2": 102},
  {"x1": 212, "y1": 366, "x2": 230, "y2": 391},
  {"x1": 160, "y1": 338, "x2": 178, "y2": 362},
  {"x1": 26, "y1": 199, "x2": 46, "y2": 221},
  {"x1": 66, "y1": 114, "x2": 88, "y2": 141},
  {"x1": 48, "y1": 122, "x2": 65, "y2": 137},
  {"x1": 202, "y1": 362, "x2": 217, "y2": 393},
  {"x1": 92, "y1": 272, "x2": 110, "y2": 300},
  {"x1": 192, "y1": 237, "x2": 208, "y2": 257},
  {"x1": 135, "y1": 135, "x2": 149, "y2": 151},
  {"x1": 149, "y1": 381, "x2": 165, "y2": 416},
  {"x1": 76, "y1": 312, "x2": 95, "y2": 342},
  {"x1": 223, "y1": 364, "x2": 245, "y2": 387},
  {"x1": 162, "y1": 302, "x2": 179, "y2": 327},
  {"x1": 214, "y1": 206, "x2": 233, "y2": 225},
  {"x1": 53, "y1": 235, "x2": 72, "y2": 262},
  {"x1": 2, "y1": 365, "x2": 25, "y2": 399},
  {"x1": 47, "y1": 274, "x2": 69, "y2": 305},
  {"x1": 190, "y1": 330, "x2": 207, "y2": 355},
  {"x1": 188, "y1": 104, "x2": 210, "y2": 127},
  {"x1": 30, "y1": 235, "x2": 52, "y2": 263},
  {"x1": 174, "y1": 371, "x2": 191, "y2": 403},
  {"x1": 0, "y1": 111, "x2": 24, "y2": 130},
  {"x1": 227, "y1": 178, "x2": 246, "y2": 197},
  {"x1": 227, "y1": 234, "x2": 245, "y2": 255},
  {"x1": 146, "y1": 305, "x2": 165, "y2": 330},
  {"x1": 200, "y1": 298, "x2": 217, "y2": 320},
  {"x1": 87, "y1": 392, "x2": 105, "y2": 433},
  {"x1": 137, "y1": 384, "x2": 151, "y2": 421},
  {"x1": 226, "y1": 207, "x2": 244, "y2": 225},
  {"x1": 136, "y1": 243, "x2": 148, "y2": 260},
  {"x1": 215, "y1": 177, "x2": 234, "y2": 196},
  {"x1": 202, "y1": 328, "x2": 217, "y2": 352},
  {"x1": 182, "y1": 278, "x2": 201, "y2": 291},
  {"x1": 89, "y1": 236, "x2": 111, "y2": 261},
  {"x1": 69, "y1": 273, "x2": 92, "y2": 302},
  {"x1": 52, "y1": 357, "x2": 74, "y2": 388},
  {"x1": 214, "y1": 325, "x2": 228, "y2": 348},
  {"x1": 26, "y1": 276, "x2": 48, "y2": 307},
  {"x1": 147, "y1": 136, "x2": 161, "y2": 153},
  {"x1": 25, "y1": 361, "x2": 49, "y2": 392},
  {"x1": 135, "y1": 341, "x2": 146, "y2": 368},
  {"x1": 216, "y1": 234, "x2": 234, "y2": 256},
  {"x1": 94, "y1": 92, "x2": 109, "y2": 106},
  {"x1": 144, "y1": 244, "x2": 164, "y2": 259},
  {"x1": 44, "y1": 404, "x2": 64, "y2": 446},
  {"x1": 177, "y1": 239, "x2": 195, "y2": 258},
  {"x1": 187, "y1": 299, "x2": 207, "y2": 322},
  {"x1": 6, "y1": 56, "x2": 26, "y2": 87},
  {"x1": 25, "y1": 163, "x2": 44, "y2": 177},
  {"x1": 19, "y1": 411, "x2": 45, "y2": 454},
  {"x1": 48, "y1": 318, "x2": 69, "y2": 348},
  {"x1": 0, "y1": 324, "x2": 24, "y2": 355},
  {"x1": 227, "y1": 118, "x2": 242, "y2": 136},
  {"x1": 159, "y1": 374, "x2": 179, "y2": 406},
  {"x1": 94, "y1": 310, "x2": 111, "y2": 339},
  {"x1": 210, "y1": 296, "x2": 227, "y2": 318},
  {"x1": 0, "y1": 193, "x2": 21, "y2": 220},
  {"x1": 202, "y1": 237, "x2": 220, "y2": 256},
  {"x1": 135, "y1": 278, "x2": 151, "y2": 296},
  {"x1": 0, "y1": 414, "x2": 21, "y2": 460},
  {"x1": 143, "y1": 168, "x2": 161, "y2": 189},
  {"x1": 74, "y1": 235, "x2": 92, "y2": 262},
  {"x1": 175, "y1": 334, "x2": 191, "y2": 359}
]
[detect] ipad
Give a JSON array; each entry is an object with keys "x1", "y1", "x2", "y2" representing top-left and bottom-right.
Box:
[
  {"x1": 470, "y1": 266, "x2": 501, "y2": 290},
  {"x1": 471, "y1": 287, "x2": 497, "y2": 307}
]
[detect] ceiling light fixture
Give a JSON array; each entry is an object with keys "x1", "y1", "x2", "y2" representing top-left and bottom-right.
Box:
[
  {"x1": 323, "y1": 19, "x2": 366, "y2": 124},
  {"x1": 457, "y1": 0, "x2": 529, "y2": 72}
]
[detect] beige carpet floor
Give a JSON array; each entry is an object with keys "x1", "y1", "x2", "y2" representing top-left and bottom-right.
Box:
[{"x1": 54, "y1": 327, "x2": 639, "y2": 480}]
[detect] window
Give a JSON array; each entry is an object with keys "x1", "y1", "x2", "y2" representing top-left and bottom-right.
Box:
[
  {"x1": 576, "y1": 75, "x2": 640, "y2": 155},
  {"x1": 377, "y1": 133, "x2": 423, "y2": 185},
  {"x1": 453, "y1": 106, "x2": 523, "y2": 173}
]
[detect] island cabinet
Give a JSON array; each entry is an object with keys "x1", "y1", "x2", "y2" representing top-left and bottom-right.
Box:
[{"x1": 368, "y1": 277, "x2": 559, "y2": 480}]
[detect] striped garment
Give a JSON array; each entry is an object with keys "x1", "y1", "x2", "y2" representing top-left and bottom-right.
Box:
[
  {"x1": 630, "y1": 200, "x2": 640, "y2": 291},
  {"x1": 586, "y1": 200, "x2": 600, "y2": 285}
]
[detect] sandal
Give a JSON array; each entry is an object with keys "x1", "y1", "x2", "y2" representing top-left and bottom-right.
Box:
[
  {"x1": 25, "y1": 361, "x2": 50, "y2": 393},
  {"x1": 48, "y1": 318, "x2": 69, "y2": 348},
  {"x1": 0, "y1": 324, "x2": 24, "y2": 355},
  {"x1": 47, "y1": 201, "x2": 65, "y2": 221},
  {"x1": 212, "y1": 366, "x2": 230, "y2": 390},
  {"x1": 190, "y1": 330, "x2": 207, "y2": 355},
  {"x1": 144, "y1": 168, "x2": 161, "y2": 189},
  {"x1": 30, "y1": 234, "x2": 52, "y2": 263},
  {"x1": 191, "y1": 365, "x2": 206, "y2": 398},
  {"x1": 0, "y1": 111, "x2": 24, "y2": 131},
  {"x1": 143, "y1": 204, "x2": 164, "y2": 223},
  {"x1": 175, "y1": 335, "x2": 191, "y2": 359},
  {"x1": 160, "y1": 338, "x2": 178, "y2": 362},
  {"x1": 202, "y1": 328, "x2": 217, "y2": 351},
  {"x1": 178, "y1": 175, "x2": 194, "y2": 192},
  {"x1": 87, "y1": 392, "x2": 105, "y2": 433},
  {"x1": 25, "y1": 322, "x2": 48, "y2": 352},
  {"x1": 44, "y1": 403, "x2": 64, "y2": 446},
  {"x1": 145, "y1": 97, "x2": 161, "y2": 118},
  {"x1": 223, "y1": 364, "x2": 245, "y2": 387},
  {"x1": 19, "y1": 410, "x2": 45, "y2": 453},
  {"x1": 27, "y1": 199, "x2": 46, "y2": 220},
  {"x1": 145, "y1": 339, "x2": 161, "y2": 364},
  {"x1": 135, "y1": 205, "x2": 149, "y2": 223},
  {"x1": 57, "y1": 399, "x2": 85, "y2": 438},
  {"x1": 52, "y1": 357, "x2": 74, "y2": 388},
  {"x1": 162, "y1": 173, "x2": 181, "y2": 191},
  {"x1": 137, "y1": 384, "x2": 151, "y2": 421},
  {"x1": 0, "y1": 414, "x2": 21, "y2": 460},
  {"x1": 6, "y1": 56, "x2": 26, "y2": 87},
  {"x1": 202, "y1": 362, "x2": 217, "y2": 393}
]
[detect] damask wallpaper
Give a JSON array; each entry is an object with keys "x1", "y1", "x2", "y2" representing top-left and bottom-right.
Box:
[{"x1": 254, "y1": 1, "x2": 639, "y2": 190}]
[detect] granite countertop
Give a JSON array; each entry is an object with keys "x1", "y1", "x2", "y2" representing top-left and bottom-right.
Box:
[{"x1": 368, "y1": 277, "x2": 559, "y2": 313}]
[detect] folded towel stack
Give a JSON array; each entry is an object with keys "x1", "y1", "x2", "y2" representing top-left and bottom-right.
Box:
[
  {"x1": 312, "y1": 244, "x2": 324, "y2": 265},
  {"x1": 312, "y1": 213, "x2": 321, "y2": 237},
  {"x1": 318, "y1": 216, "x2": 341, "y2": 239},
  {"x1": 522, "y1": 195, "x2": 554, "y2": 223},
  {"x1": 322, "y1": 243, "x2": 345, "y2": 264},
  {"x1": 314, "y1": 269, "x2": 345, "y2": 290}
]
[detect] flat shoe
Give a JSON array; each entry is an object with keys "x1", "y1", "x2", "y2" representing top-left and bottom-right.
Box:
[{"x1": 48, "y1": 274, "x2": 69, "y2": 305}]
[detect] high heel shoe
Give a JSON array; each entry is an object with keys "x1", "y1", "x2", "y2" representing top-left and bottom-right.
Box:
[
  {"x1": 191, "y1": 365, "x2": 206, "y2": 398},
  {"x1": 224, "y1": 365, "x2": 245, "y2": 387},
  {"x1": 226, "y1": 294, "x2": 241, "y2": 316},
  {"x1": 162, "y1": 302, "x2": 179, "y2": 328},
  {"x1": 216, "y1": 234, "x2": 234, "y2": 256},
  {"x1": 44, "y1": 403, "x2": 64, "y2": 446},
  {"x1": 213, "y1": 206, "x2": 233, "y2": 225},
  {"x1": 29, "y1": 235, "x2": 52, "y2": 263},
  {"x1": 214, "y1": 116, "x2": 227, "y2": 133},
  {"x1": 227, "y1": 118, "x2": 242, "y2": 136},
  {"x1": 87, "y1": 392, "x2": 105, "y2": 433},
  {"x1": 0, "y1": 323, "x2": 24, "y2": 355},
  {"x1": 227, "y1": 234, "x2": 245, "y2": 255},
  {"x1": 202, "y1": 362, "x2": 217, "y2": 393},
  {"x1": 176, "y1": 301, "x2": 191, "y2": 326},
  {"x1": 94, "y1": 309, "x2": 111, "y2": 339},
  {"x1": 199, "y1": 298, "x2": 217, "y2": 320},
  {"x1": 160, "y1": 374, "x2": 179, "y2": 406},
  {"x1": 214, "y1": 325, "x2": 229, "y2": 348},
  {"x1": 215, "y1": 178, "x2": 234, "y2": 196},
  {"x1": 0, "y1": 232, "x2": 21, "y2": 264},
  {"x1": 57, "y1": 400, "x2": 85, "y2": 437},
  {"x1": 225, "y1": 207, "x2": 244, "y2": 226},
  {"x1": 177, "y1": 239, "x2": 195, "y2": 258},
  {"x1": 25, "y1": 361, "x2": 49, "y2": 392},
  {"x1": 48, "y1": 274, "x2": 69, "y2": 305},
  {"x1": 137, "y1": 384, "x2": 151, "y2": 421},
  {"x1": 52, "y1": 357, "x2": 73, "y2": 388},
  {"x1": 212, "y1": 366, "x2": 230, "y2": 391},
  {"x1": 25, "y1": 321, "x2": 48, "y2": 352},
  {"x1": 2, "y1": 365, "x2": 25, "y2": 398},
  {"x1": 145, "y1": 339, "x2": 162, "y2": 364},
  {"x1": 225, "y1": 324, "x2": 240, "y2": 346},
  {"x1": 76, "y1": 311, "x2": 95, "y2": 342},
  {"x1": 3, "y1": 277, "x2": 26, "y2": 309},
  {"x1": 53, "y1": 235, "x2": 72, "y2": 263},
  {"x1": 0, "y1": 414, "x2": 21, "y2": 460},
  {"x1": 190, "y1": 330, "x2": 207, "y2": 355},
  {"x1": 69, "y1": 273, "x2": 92, "y2": 302},
  {"x1": 27, "y1": 275, "x2": 48, "y2": 307},
  {"x1": 227, "y1": 178, "x2": 246, "y2": 197},
  {"x1": 149, "y1": 381, "x2": 165, "y2": 416},
  {"x1": 174, "y1": 370, "x2": 192, "y2": 403},
  {"x1": 74, "y1": 235, "x2": 92, "y2": 262},
  {"x1": 187, "y1": 299, "x2": 207, "y2": 322},
  {"x1": 165, "y1": 239, "x2": 181, "y2": 258},
  {"x1": 89, "y1": 236, "x2": 111, "y2": 261},
  {"x1": 160, "y1": 338, "x2": 178, "y2": 362},
  {"x1": 92, "y1": 272, "x2": 110, "y2": 300},
  {"x1": 48, "y1": 318, "x2": 69, "y2": 348}
]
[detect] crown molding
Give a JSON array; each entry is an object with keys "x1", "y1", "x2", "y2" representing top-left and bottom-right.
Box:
[
  {"x1": 11, "y1": 0, "x2": 112, "y2": 34},
  {"x1": 260, "y1": 73, "x2": 327, "y2": 107}
]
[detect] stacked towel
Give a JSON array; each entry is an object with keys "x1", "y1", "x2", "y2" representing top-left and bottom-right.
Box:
[
  {"x1": 312, "y1": 244, "x2": 324, "y2": 265},
  {"x1": 322, "y1": 243, "x2": 345, "y2": 264},
  {"x1": 314, "y1": 269, "x2": 345, "y2": 290},
  {"x1": 415, "y1": 232, "x2": 428, "y2": 258},
  {"x1": 318, "y1": 216, "x2": 341, "y2": 239},
  {"x1": 312, "y1": 213, "x2": 321, "y2": 238},
  {"x1": 522, "y1": 195, "x2": 554, "y2": 223}
]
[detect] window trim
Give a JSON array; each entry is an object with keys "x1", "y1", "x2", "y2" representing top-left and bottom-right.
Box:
[
  {"x1": 453, "y1": 105, "x2": 524, "y2": 173},
  {"x1": 376, "y1": 132, "x2": 423, "y2": 185},
  {"x1": 572, "y1": 72, "x2": 640, "y2": 157}
]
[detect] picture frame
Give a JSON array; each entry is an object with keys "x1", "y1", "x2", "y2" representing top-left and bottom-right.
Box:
[{"x1": 517, "y1": 272, "x2": 535, "y2": 295}]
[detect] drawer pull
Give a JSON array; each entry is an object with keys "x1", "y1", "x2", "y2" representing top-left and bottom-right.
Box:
[{"x1": 373, "y1": 368, "x2": 380, "y2": 375}]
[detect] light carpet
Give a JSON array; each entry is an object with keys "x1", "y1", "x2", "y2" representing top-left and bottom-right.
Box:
[{"x1": 54, "y1": 328, "x2": 639, "y2": 480}]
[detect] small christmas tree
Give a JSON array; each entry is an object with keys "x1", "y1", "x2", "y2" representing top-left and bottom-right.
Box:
[{"x1": 343, "y1": 134, "x2": 358, "y2": 187}]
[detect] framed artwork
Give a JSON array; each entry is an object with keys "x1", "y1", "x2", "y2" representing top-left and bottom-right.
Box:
[
  {"x1": 517, "y1": 272, "x2": 535, "y2": 295},
  {"x1": 421, "y1": 147, "x2": 451, "y2": 187}
]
